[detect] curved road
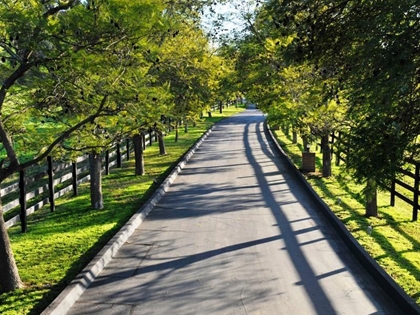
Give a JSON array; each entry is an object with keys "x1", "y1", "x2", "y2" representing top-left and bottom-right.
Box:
[{"x1": 67, "y1": 109, "x2": 401, "y2": 314}]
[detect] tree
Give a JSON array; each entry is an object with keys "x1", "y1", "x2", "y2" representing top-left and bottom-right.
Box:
[
  {"x1": 147, "y1": 17, "x2": 219, "y2": 142},
  {"x1": 262, "y1": 0, "x2": 420, "y2": 216},
  {"x1": 232, "y1": 2, "x2": 347, "y2": 177},
  {"x1": 0, "y1": 0, "x2": 165, "y2": 291}
]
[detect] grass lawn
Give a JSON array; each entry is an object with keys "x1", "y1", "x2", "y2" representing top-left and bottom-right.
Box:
[
  {"x1": 0, "y1": 105, "x2": 245, "y2": 315},
  {"x1": 272, "y1": 128, "x2": 420, "y2": 305}
]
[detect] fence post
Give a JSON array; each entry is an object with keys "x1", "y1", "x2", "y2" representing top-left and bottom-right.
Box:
[
  {"x1": 72, "y1": 161, "x2": 78, "y2": 197},
  {"x1": 19, "y1": 170, "x2": 27, "y2": 233},
  {"x1": 126, "y1": 139, "x2": 130, "y2": 161},
  {"x1": 117, "y1": 143, "x2": 122, "y2": 168},
  {"x1": 413, "y1": 163, "x2": 420, "y2": 221},
  {"x1": 105, "y1": 150, "x2": 110, "y2": 175},
  {"x1": 47, "y1": 156, "x2": 55, "y2": 212}
]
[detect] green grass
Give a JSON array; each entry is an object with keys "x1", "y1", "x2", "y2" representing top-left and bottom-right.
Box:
[
  {"x1": 0, "y1": 105, "x2": 245, "y2": 315},
  {"x1": 272, "y1": 128, "x2": 420, "y2": 305}
]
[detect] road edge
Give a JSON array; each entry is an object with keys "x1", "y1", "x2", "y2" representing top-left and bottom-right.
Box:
[
  {"x1": 264, "y1": 121, "x2": 420, "y2": 314},
  {"x1": 41, "y1": 126, "x2": 215, "y2": 315}
]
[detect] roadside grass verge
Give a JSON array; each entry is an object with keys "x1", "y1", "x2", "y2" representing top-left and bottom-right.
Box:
[
  {"x1": 0, "y1": 105, "x2": 245, "y2": 315},
  {"x1": 272, "y1": 128, "x2": 420, "y2": 305}
]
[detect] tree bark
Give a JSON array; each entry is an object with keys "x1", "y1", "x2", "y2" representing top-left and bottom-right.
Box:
[
  {"x1": 175, "y1": 120, "x2": 179, "y2": 143},
  {"x1": 158, "y1": 131, "x2": 166, "y2": 155},
  {"x1": 0, "y1": 201, "x2": 23, "y2": 292},
  {"x1": 365, "y1": 179, "x2": 378, "y2": 217},
  {"x1": 133, "y1": 133, "x2": 145, "y2": 176},
  {"x1": 292, "y1": 131, "x2": 297, "y2": 144},
  {"x1": 89, "y1": 151, "x2": 103, "y2": 210},
  {"x1": 302, "y1": 135, "x2": 309, "y2": 152},
  {"x1": 321, "y1": 134, "x2": 332, "y2": 177},
  {"x1": 284, "y1": 124, "x2": 290, "y2": 136}
]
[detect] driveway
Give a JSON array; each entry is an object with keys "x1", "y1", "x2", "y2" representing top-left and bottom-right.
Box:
[{"x1": 67, "y1": 109, "x2": 401, "y2": 314}]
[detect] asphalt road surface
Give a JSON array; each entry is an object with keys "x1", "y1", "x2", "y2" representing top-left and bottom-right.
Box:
[{"x1": 67, "y1": 108, "x2": 402, "y2": 314}]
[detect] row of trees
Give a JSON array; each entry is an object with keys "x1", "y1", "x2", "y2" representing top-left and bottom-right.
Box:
[
  {"x1": 0, "y1": 0, "x2": 238, "y2": 293},
  {"x1": 230, "y1": 0, "x2": 420, "y2": 218}
]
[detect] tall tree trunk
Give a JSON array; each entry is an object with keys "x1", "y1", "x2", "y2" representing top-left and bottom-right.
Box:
[
  {"x1": 365, "y1": 179, "x2": 378, "y2": 217},
  {"x1": 133, "y1": 133, "x2": 145, "y2": 176},
  {"x1": 292, "y1": 131, "x2": 297, "y2": 144},
  {"x1": 219, "y1": 100, "x2": 223, "y2": 114},
  {"x1": 158, "y1": 131, "x2": 166, "y2": 155},
  {"x1": 0, "y1": 201, "x2": 23, "y2": 292},
  {"x1": 175, "y1": 120, "x2": 179, "y2": 143},
  {"x1": 89, "y1": 151, "x2": 103, "y2": 210},
  {"x1": 284, "y1": 124, "x2": 290, "y2": 136},
  {"x1": 184, "y1": 123, "x2": 188, "y2": 133},
  {"x1": 302, "y1": 135, "x2": 309, "y2": 152},
  {"x1": 321, "y1": 134, "x2": 332, "y2": 177}
]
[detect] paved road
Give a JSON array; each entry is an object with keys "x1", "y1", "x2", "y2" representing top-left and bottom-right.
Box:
[{"x1": 67, "y1": 109, "x2": 401, "y2": 314}]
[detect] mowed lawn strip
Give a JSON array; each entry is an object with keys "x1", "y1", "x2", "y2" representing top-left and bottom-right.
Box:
[
  {"x1": 272, "y1": 128, "x2": 420, "y2": 305},
  {"x1": 0, "y1": 105, "x2": 245, "y2": 315}
]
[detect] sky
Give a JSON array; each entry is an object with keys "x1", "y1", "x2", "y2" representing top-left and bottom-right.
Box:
[{"x1": 201, "y1": 0, "x2": 257, "y2": 44}]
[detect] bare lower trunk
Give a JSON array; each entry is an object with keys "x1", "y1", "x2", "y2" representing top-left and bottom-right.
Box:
[
  {"x1": 321, "y1": 135, "x2": 332, "y2": 177},
  {"x1": 133, "y1": 134, "x2": 145, "y2": 176},
  {"x1": 365, "y1": 179, "x2": 378, "y2": 217},
  {"x1": 292, "y1": 131, "x2": 297, "y2": 144},
  {"x1": 284, "y1": 124, "x2": 289, "y2": 136},
  {"x1": 302, "y1": 135, "x2": 309, "y2": 152},
  {"x1": 158, "y1": 131, "x2": 166, "y2": 155},
  {"x1": 175, "y1": 120, "x2": 179, "y2": 143},
  {"x1": 89, "y1": 151, "x2": 103, "y2": 210},
  {"x1": 0, "y1": 201, "x2": 23, "y2": 292}
]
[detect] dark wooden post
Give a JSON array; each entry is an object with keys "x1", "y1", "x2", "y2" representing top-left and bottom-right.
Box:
[
  {"x1": 413, "y1": 163, "x2": 419, "y2": 221},
  {"x1": 19, "y1": 170, "x2": 27, "y2": 233},
  {"x1": 105, "y1": 150, "x2": 110, "y2": 175},
  {"x1": 117, "y1": 143, "x2": 122, "y2": 168},
  {"x1": 126, "y1": 139, "x2": 130, "y2": 161},
  {"x1": 72, "y1": 161, "x2": 78, "y2": 197},
  {"x1": 47, "y1": 156, "x2": 55, "y2": 212}
]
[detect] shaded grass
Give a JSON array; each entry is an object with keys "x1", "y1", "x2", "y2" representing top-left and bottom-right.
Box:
[
  {"x1": 0, "y1": 105, "x2": 245, "y2": 315},
  {"x1": 272, "y1": 128, "x2": 420, "y2": 305}
]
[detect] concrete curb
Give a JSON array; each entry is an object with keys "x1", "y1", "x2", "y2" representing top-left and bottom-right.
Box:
[
  {"x1": 41, "y1": 126, "x2": 215, "y2": 315},
  {"x1": 264, "y1": 122, "x2": 420, "y2": 314}
]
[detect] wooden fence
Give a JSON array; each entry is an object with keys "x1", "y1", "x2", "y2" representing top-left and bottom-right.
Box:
[
  {"x1": 330, "y1": 132, "x2": 420, "y2": 221},
  {"x1": 3, "y1": 132, "x2": 156, "y2": 232}
]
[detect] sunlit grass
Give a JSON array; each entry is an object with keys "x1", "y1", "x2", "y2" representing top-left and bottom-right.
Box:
[
  {"x1": 272, "y1": 128, "x2": 420, "y2": 304},
  {"x1": 0, "y1": 105, "x2": 245, "y2": 315}
]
